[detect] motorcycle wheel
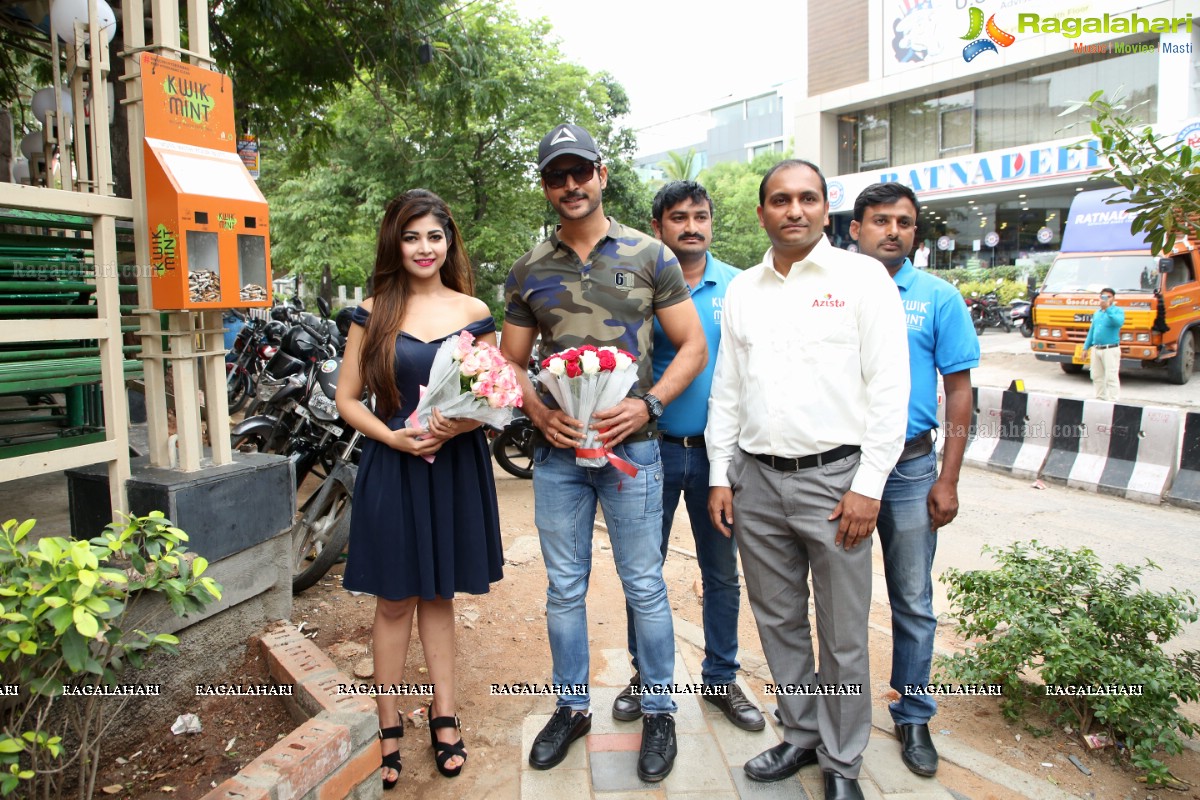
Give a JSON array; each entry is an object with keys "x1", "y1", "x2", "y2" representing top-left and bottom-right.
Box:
[
  {"x1": 973, "y1": 318, "x2": 985, "y2": 335},
  {"x1": 292, "y1": 470, "x2": 354, "y2": 594},
  {"x1": 492, "y1": 425, "x2": 535, "y2": 479},
  {"x1": 1002, "y1": 319, "x2": 1013, "y2": 333},
  {"x1": 227, "y1": 366, "x2": 252, "y2": 414},
  {"x1": 1020, "y1": 320, "x2": 1033, "y2": 338}
]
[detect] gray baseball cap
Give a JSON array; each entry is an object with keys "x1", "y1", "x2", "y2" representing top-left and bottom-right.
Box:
[{"x1": 537, "y1": 124, "x2": 601, "y2": 171}]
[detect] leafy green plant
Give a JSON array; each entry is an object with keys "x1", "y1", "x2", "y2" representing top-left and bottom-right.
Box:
[
  {"x1": 1063, "y1": 90, "x2": 1200, "y2": 256},
  {"x1": 937, "y1": 541, "x2": 1200, "y2": 786},
  {"x1": 0, "y1": 513, "x2": 223, "y2": 799},
  {"x1": 955, "y1": 279, "x2": 1028, "y2": 306}
]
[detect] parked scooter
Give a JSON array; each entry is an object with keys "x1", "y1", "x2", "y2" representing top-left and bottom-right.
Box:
[{"x1": 1010, "y1": 299, "x2": 1033, "y2": 338}]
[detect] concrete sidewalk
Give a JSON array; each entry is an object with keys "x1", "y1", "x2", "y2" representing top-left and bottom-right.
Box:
[{"x1": 518, "y1": 638, "x2": 1079, "y2": 800}]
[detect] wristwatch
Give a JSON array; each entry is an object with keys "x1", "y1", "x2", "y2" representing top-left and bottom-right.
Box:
[{"x1": 642, "y1": 393, "x2": 664, "y2": 420}]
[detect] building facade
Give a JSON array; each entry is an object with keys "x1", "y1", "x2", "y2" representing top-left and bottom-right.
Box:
[
  {"x1": 797, "y1": 0, "x2": 1199, "y2": 269},
  {"x1": 634, "y1": 86, "x2": 790, "y2": 181}
]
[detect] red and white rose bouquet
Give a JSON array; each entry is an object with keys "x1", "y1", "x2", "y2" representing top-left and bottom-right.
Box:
[
  {"x1": 538, "y1": 344, "x2": 638, "y2": 471},
  {"x1": 405, "y1": 330, "x2": 522, "y2": 461}
]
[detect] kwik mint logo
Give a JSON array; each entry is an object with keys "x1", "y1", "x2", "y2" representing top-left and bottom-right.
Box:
[
  {"x1": 162, "y1": 75, "x2": 214, "y2": 124},
  {"x1": 960, "y1": 7, "x2": 1015, "y2": 62}
]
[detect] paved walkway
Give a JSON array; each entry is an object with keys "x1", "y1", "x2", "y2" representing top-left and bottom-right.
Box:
[{"x1": 519, "y1": 636, "x2": 1080, "y2": 800}]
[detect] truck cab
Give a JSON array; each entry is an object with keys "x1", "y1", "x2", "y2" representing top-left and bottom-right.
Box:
[{"x1": 1030, "y1": 190, "x2": 1199, "y2": 385}]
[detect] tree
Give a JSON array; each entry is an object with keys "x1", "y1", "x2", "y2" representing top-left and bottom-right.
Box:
[
  {"x1": 263, "y1": 3, "x2": 647, "y2": 321},
  {"x1": 696, "y1": 152, "x2": 785, "y2": 269},
  {"x1": 1067, "y1": 90, "x2": 1200, "y2": 255},
  {"x1": 659, "y1": 149, "x2": 700, "y2": 181}
]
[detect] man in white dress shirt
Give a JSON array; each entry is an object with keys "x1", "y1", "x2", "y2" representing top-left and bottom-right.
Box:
[{"x1": 705, "y1": 160, "x2": 909, "y2": 800}]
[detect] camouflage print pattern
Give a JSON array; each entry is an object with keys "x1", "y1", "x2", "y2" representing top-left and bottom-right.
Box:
[{"x1": 505, "y1": 217, "x2": 689, "y2": 397}]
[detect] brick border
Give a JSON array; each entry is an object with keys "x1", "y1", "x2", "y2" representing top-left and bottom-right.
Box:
[{"x1": 201, "y1": 626, "x2": 380, "y2": 800}]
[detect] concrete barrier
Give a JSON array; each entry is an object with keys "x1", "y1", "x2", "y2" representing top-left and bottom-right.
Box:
[
  {"x1": 1118, "y1": 405, "x2": 1179, "y2": 504},
  {"x1": 1042, "y1": 400, "x2": 1180, "y2": 502},
  {"x1": 962, "y1": 387, "x2": 1055, "y2": 479},
  {"x1": 1166, "y1": 411, "x2": 1200, "y2": 510}
]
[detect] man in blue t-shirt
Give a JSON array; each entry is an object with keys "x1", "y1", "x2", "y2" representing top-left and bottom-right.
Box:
[
  {"x1": 1082, "y1": 287, "x2": 1125, "y2": 401},
  {"x1": 850, "y1": 183, "x2": 979, "y2": 779},
  {"x1": 610, "y1": 181, "x2": 763, "y2": 732}
]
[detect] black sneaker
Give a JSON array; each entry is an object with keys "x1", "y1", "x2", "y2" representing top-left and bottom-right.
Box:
[
  {"x1": 612, "y1": 673, "x2": 641, "y2": 721},
  {"x1": 637, "y1": 713, "x2": 677, "y2": 782},
  {"x1": 528, "y1": 707, "x2": 591, "y2": 770}
]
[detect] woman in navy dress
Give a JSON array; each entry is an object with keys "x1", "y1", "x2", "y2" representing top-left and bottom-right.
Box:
[{"x1": 335, "y1": 190, "x2": 503, "y2": 788}]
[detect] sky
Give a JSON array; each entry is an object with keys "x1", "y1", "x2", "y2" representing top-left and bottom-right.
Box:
[{"x1": 508, "y1": 0, "x2": 804, "y2": 155}]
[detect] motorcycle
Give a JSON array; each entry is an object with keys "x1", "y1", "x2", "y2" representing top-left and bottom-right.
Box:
[
  {"x1": 491, "y1": 413, "x2": 535, "y2": 479},
  {"x1": 289, "y1": 354, "x2": 360, "y2": 593},
  {"x1": 966, "y1": 291, "x2": 1012, "y2": 334},
  {"x1": 1010, "y1": 299, "x2": 1033, "y2": 338},
  {"x1": 225, "y1": 315, "x2": 283, "y2": 414},
  {"x1": 231, "y1": 299, "x2": 345, "y2": 485},
  {"x1": 488, "y1": 352, "x2": 541, "y2": 479}
]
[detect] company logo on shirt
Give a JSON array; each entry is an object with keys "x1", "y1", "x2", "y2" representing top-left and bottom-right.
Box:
[
  {"x1": 812, "y1": 293, "x2": 845, "y2": 308},
  {"x1": 904, "y1": 299, "x2": 930, "y2": 331}
]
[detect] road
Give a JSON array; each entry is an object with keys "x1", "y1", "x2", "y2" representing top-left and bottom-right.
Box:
[{"x1": 971, "y1": 328, "x2": 1199, "y2": 410}]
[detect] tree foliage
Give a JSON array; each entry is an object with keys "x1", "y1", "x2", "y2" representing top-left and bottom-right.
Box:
[
  {"x1": 262, "y1": 3, "x2": 647, "y2": 321},
  {"x1": 659, "y1": 149, "x2": 700, "y2": 182},
  {"x1": 1065, "y1": 90, "x2": 1200, "y2": 256},
  {"x1": 695, "y1": 152, "x2": 785, "y2": 269}
]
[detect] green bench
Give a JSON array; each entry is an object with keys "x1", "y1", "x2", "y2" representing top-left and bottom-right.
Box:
[{"x1": 0, "y1": 209, "x2": 143, "y2": 459}]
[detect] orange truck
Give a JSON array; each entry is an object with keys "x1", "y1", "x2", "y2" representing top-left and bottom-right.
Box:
[{"x1": 1030, "y1": 189, "x2": 1199, "y2": 385}]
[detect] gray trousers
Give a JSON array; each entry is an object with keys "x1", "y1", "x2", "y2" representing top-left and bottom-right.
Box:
[{"x1": 730, "y1": 449, "x2": 872, "y2": 778}]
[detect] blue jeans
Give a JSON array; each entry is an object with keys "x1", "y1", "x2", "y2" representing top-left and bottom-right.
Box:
[
  {"x1": 626, "y1": 441, "x2": 741, "y2": 685},
  {"x1": 877, "y1": 450, "x2": 939, "y2": 725},
  {"x1": 533, "y1": 439, "x2": 678, "y2": 715}
]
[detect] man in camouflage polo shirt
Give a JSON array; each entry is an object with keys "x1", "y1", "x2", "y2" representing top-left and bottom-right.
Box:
[{"x1": 501, "y1": 123, "x2": 706, "y2": 783}]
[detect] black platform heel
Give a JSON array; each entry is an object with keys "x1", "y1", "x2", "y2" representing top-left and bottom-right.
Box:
[
  {"x1": 427, "y1": 704, "x2": 466, "y2": 778},
  {"x1": 378, "y1": 714, "x2": 404, "y2": 790}
]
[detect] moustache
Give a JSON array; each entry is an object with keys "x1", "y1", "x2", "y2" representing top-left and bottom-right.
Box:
[
  {"x1": 679, "y1": 235, "x2": 705, "y2": 243},
  {"x1": 562, "y1": 193, "x2": 587, "y2": 202}
]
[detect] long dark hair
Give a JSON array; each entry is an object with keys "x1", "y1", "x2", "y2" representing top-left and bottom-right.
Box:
[{"x1": 361, "y1": 189, "x2": 475, "y2": 419}]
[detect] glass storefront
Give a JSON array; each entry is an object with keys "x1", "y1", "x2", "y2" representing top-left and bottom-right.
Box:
[
  {"x1": 836, "y1": 45, "x2": 1160, "y2": 175},
  {"x1": 829, "y1": 184, "x2": 1119, "y2": 270}
]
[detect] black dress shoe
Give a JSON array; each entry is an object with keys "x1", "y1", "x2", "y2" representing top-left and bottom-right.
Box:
[
  {"x1": 703, "y1": 683, "x2": 766, "y2": 731},
  {"x1": 743, "y1": 741, "x2": 818, "y2": 782},
  {"x1": 823, "y1": 771, "x2": 864, "y2": 800},
  {"x1": 528, "y1": 707, "x2": 591, "y2": 770},
  {"x1": 637, "y1": 713, "x2": 677, "y2": 782},
  {"x1": 894, "y1": 723, "x2": 938, "y2": 776},
  {"x1": 612, "y1": 673, "x2": 641, "y2": 721}
]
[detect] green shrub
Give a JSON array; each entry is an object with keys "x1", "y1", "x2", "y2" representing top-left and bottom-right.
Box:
[
  {"x1": 0, "y1": 513, "x2": 223, "y2": 798},
  {"x1": 956, "y1": 279, "x2": 1028, "y2": 306},
  {"x1": 937, "y1": 541, "x2": 1200, "y2": 786}
]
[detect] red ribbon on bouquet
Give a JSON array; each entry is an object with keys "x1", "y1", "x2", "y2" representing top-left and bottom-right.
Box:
[{"x1": 574, "y1": 446, "x2": 638, "y2": 478}]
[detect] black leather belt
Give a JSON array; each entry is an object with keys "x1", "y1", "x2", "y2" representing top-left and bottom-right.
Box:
[
  {"x1": 662, "y1": 434, "x2": 705, "y2": 448},
  {"x1": 1094, "y1": 343, "x2": 1119, "y2": 350},
  {"x1": 898, "y1": 430, "x2": 934, "y2": 462},
  {"x1": 749, "y1": 444, "x2": 860, "y2": 472}
]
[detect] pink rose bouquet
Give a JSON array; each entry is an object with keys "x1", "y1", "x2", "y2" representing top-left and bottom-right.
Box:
[
  {"x1": 405, "y1": 330, "x2": 522, "y2": 461},
  {"x1": 538, "y1": 344, "x2": 639, "y2": 473}
]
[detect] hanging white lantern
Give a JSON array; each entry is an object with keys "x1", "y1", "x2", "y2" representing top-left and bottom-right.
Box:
[
  {"x1": 50, "y1": 0, "x2": 118, "y2": 46},
  {"x1": 31, "y1": 87, "x2": 74, "y2": 121},
  {"x1": 12, "y1": 158, "x2": 31, "y2": 184},
  {"x1": 20, "y1": 131, "x2": 45, "y2": 160}
]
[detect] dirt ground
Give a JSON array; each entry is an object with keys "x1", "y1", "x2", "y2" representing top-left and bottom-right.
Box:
[{"x1": 94, "y1": 467, "x2": 1200, "y2": 800}]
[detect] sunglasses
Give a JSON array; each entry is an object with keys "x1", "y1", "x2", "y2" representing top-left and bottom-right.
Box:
[{"x1": 541, "y1": 162, "x2": 599, "y2": 189}]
